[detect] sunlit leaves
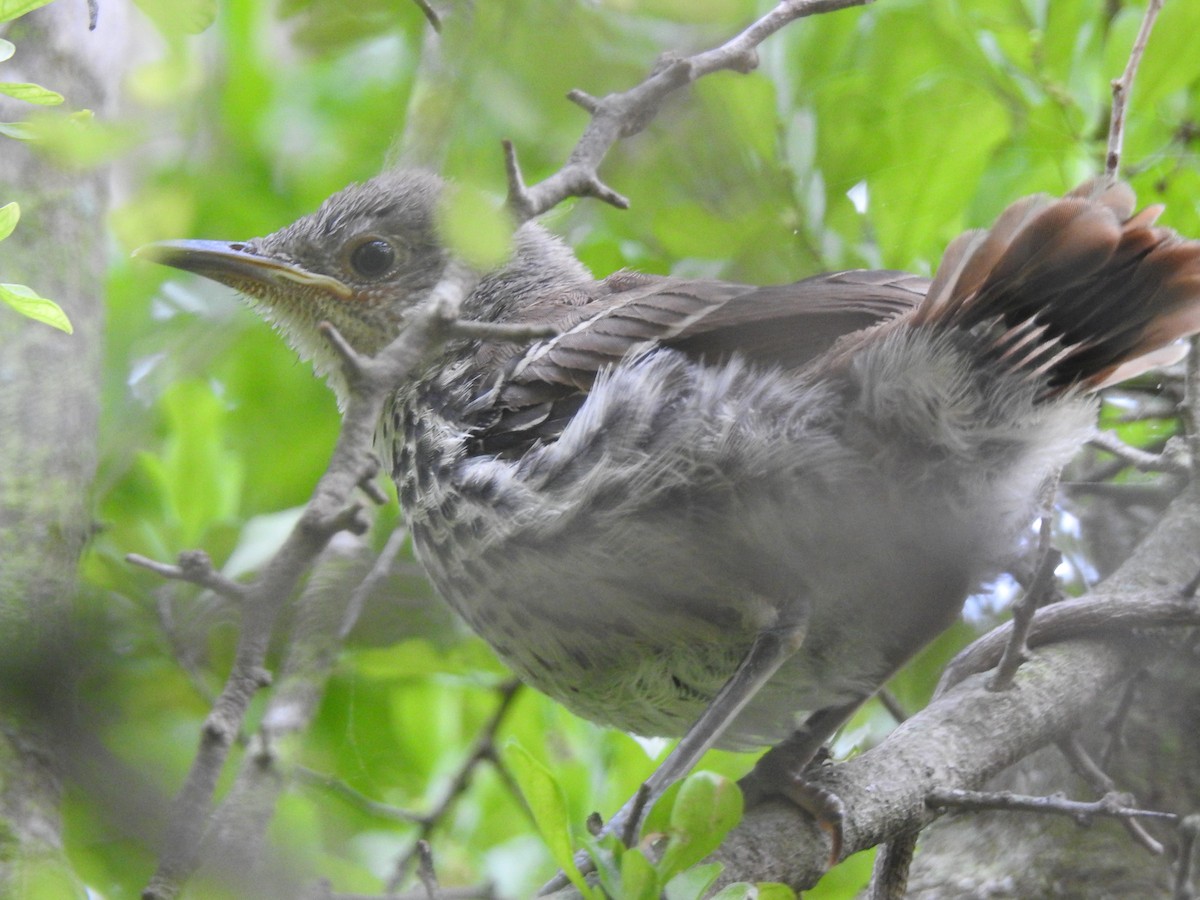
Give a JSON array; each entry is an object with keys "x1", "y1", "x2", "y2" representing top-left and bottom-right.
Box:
[
  {"x1": 0, "y1": 80, "x2": 62, "y2": 104},
  {"x1": 658, "y1": 771, "x2": 744, "y2": 875},
  {"x1": 136, "y1": 379, "x2": 244, "y2": 548},
  {"x1": 110, "y1": 184, "x2": 196, "y2": 252},
  {"x1": 133, "y1": 0, "x2": 217, "y2": 37},
  {"x1": 1104, "y1": 0, "x2": 1200, "y2": 110},
  {"x1": 0, "y1": 199, "x2": 16, "y2": 240},
  {"x1": 10, "y1": 856, "x2": 87, "y2": 900},
  {"x1": 0, "y1": 202, "x2": 72, "y2": 332},
  {"x1": 0, "y1": 281, "x2": 72, "y2": 332},
  {"x1": 506, "y1": 742, "x2": 597, "y2": 898},
  {"x1": 19, "y1": 110, "x2": 143, "y2": 167},
  {"x1": 0, "y1": 0, "x2": 53, "y2": 21},
  {"x1": 64, "y1": 1, "x2": 1200, "y2": 897}
]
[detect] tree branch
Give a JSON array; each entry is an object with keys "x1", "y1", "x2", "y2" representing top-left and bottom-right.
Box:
[
  {"x1": 504, "y1": 0, "x2": 875, "y2": 223},
  {"x1": 385, "y1": 681, "x2": 524, "y2": 891},
  {"x1": 1105, "y1": 0, "x2": 1163, "y2": 180},
  {"x1": 140, "y1": 306, "x2": 459, "y2": 899},
  {"x1": 705, "y1": 445, "x2": 1200, "y2": 890},
  {"x1": 926, "y1": 788, "x2": 1176, "y2": 827}
]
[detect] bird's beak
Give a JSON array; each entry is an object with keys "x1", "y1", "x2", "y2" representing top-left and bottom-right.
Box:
[{"x1": 134, "y1": 239, "x2": 353, "y2": 299}]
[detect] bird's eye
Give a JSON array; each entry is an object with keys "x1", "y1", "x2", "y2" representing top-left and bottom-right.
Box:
[{"x1": 348, "y1": 239, "x2": 396, "y2": 279}]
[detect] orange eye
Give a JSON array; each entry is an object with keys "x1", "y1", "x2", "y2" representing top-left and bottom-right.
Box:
[{"x1": 349, "y1": 239, "x2": 396, "y2": 278}]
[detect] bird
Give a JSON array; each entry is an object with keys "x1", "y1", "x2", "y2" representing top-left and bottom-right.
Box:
[{"x1": 138, "y1": 171, "x2": 1200, "y2": 862}]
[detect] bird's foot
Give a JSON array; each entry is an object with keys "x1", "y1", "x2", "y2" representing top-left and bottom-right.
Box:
[
  {"x1": 740, "y1": 742, "x2": 845, "y2": 868},
  {"x1": 775, "y1": 776, "x2": 846, "y2": 867}
]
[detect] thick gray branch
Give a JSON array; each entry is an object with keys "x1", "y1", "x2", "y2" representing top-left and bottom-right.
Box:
[{"x1": 709, "y1": 479, "x2": 1200, "y2": 890}]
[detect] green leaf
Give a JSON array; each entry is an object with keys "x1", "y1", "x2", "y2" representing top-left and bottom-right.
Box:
[
  {"x1": 658, "y1": 772, "x2": 744, "y2": 877},
  {"x1": 709, "y1": 885, "x2": 756, "y2": 900},
  {"x1": 580, "y1": 829, "x2": 624, "y2": 900},
  {"x1": 802, "y1": 846, "x2": 876, "y2": 899},
  {"x1": 134, "y1": 0, "x2": 218, "y2": 36},
  {"x1": 707, "y1": 884, "x2": 795, "y2": 900},
  {"x1": 0, "y1": 38, "x2": 14, "y2": 61},
  {"x1": 504, "y1": 741, "x2": 597, "y2": 898},
  {"x1": 751, "y1": 884, "x2": 797, "y2": 900},
  {"x1": 1104, "y1": 1, "x2": 1200, "y2": 110},
  {"x1": 642, "y1": 775, "x2": 685, "y2": 838},
  {"x1": 0, "y1": 82, "x2": 64, "y2": 105},
  {"x1": 20, "y1": 109, "x2": 143, "y2": 168},
  {"x1": 0, "y1": 201, "x2": 17, "y2": 240},
  {"x1": 133, "y1": 380, "x2": 244, "y2": 549},
  {"x1": 665, "y1": 862, "x2": 723, "y2": 900},
  {"x1": 0, "y1": 0, "x2": 53, "y2": 22},
  {"x1": 220, "y1": 506, "x2": 304, "y2": 578},
  {"x1": 0, "y1": 282, "x2": 72, "y2": 333},
  {"x1": 16, "y1": 855, "x2": 87, "y2": 900},
  {"x1": 619, "y1": 848, "x2": 661, "y2": 900},
  {"x1": 0, "y1": 121, "x2": 34, "y2": 140}
]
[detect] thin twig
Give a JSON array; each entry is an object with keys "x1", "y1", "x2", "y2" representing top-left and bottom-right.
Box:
[
  {"x1": 386, "y1": 681, "x2": 524, "y2": 891},
  {"x1": 1105, "y1": 0, "x2": 1163, "y2": 180},
  {"x1": 416, "y1": 841, "x2": 442, "y2": 900},
  {"x1": 1058, "y1": 735, "x2": 1163, "y2": 854},
  {"x1": 296, "y1": 767, "x2": 424, "y2": 824},
  {"x1": 1078, "y1": 434, "x2": 1173, "y2": 483},
  {"x1": 339, "y1": 525, "x2": 409, "y2": 639},
  {"x1": 140, "y1": 315, "x2": 452, "y2": 899},
  {"x1": 1184, "y1": 335, "x2": 1200, "y2": 473},
  {"x1": 622, "y1": 783, "x2": 654, "y2": 849},
  {"x1": 1176, "y1": 815, "x2": 1200, "y2": 900},
  {"x1": 127, "y1": 550, "x2": 246, "y2": 601},
  {"x1": 1101, "y1": 670, "x2": 1146, "y2": 769},
  {"x1": 937, "y1": 591, "x2": 1200, "y2": 695},
  {"x1": 1062, "y1": 480, "x2": 1178, "y2": 506},
  {"x1": 988, "y1": 484, "x2": 1061, "y2": 692},
  {"x1": 153, "y1": 591, "x2": 222, "y2": 705},
  {"x1": 927, "y1": 788, "x2": 1178, "y2": 827},
  {"x1": 504, "y1": 0, "x2": 874, "y2": 223},
  {"x1": 877, "y1": 689, "x2": 908, "y2": 724},
  {"x1": 411, "y1": 0, "x2": 442, "y2": 33},
  {"x1": 1088, "y1": 429, "x2": 1190, "y2": 476},
  {"x1": 357, "y1": 456, "x2": 390, "y2": 506}
]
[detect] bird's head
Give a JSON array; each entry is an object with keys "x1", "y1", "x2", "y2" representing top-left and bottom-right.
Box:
[{"x1": 137, "y1": 169, "x2": 451, "y2": 397}]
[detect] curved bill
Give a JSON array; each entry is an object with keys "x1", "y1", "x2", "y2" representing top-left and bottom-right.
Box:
[{"x1": 134, "y1": 239, "x2": 353, "y2": 299}]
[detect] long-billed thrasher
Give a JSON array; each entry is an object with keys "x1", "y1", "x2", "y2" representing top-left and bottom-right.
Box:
[{"x1": 140, "y1": 172, "x2": 1200, "y2": 861}]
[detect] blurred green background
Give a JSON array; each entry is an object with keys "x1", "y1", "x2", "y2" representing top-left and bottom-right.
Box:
[{"x1": 7, "y1": 0, "x2": 1199, "y2": 896}]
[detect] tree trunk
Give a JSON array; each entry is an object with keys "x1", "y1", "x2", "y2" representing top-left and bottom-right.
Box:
[{"x1": 0, "y1": 3, "x2": 123, "y2": 891}]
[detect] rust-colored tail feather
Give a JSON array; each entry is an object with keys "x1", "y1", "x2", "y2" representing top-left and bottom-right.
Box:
[{"x1": 914, "y1": 180, "x2": 1200, "y2": 395}]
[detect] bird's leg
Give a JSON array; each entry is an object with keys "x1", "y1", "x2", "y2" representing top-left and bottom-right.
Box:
[
  {"x1": 738, "y1": 696, "x2": 868, "y2": 866},
  {"x1": 539, "y1": 614, "x2": 808, "y2": 894}
]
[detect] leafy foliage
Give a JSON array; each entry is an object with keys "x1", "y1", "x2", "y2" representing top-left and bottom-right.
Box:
[
  {"x1": 0, "y1": 201, "x2": 72, "y2": 331},
  {"x1": 1, "y1": 1, "x2": 74, "y2": 331},
  {"x1": 26, "y1": 0, "x2": 1199, "y2": 896}
]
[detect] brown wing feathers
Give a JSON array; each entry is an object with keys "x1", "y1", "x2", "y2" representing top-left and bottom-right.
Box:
[
  {"x1": 504, "y1": 280, "x2": 737, "y2": 398},
  {"x1": 476, "y1": 271, "x2": 924, "y2": 455},
  {"x1": 476, "y1": 180, "x2": 1200, "y2": 456}
]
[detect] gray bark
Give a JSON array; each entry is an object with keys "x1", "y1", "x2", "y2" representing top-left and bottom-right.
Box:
[
  {"x1": 0, "y1": 3, "x2": 123, "y2": 890},
  {"x1": 707, "y1": 477, "x2": 1200, "y2": 895}
]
